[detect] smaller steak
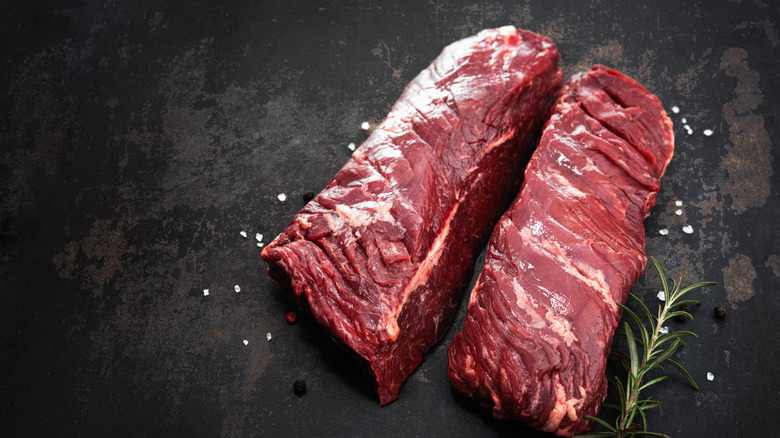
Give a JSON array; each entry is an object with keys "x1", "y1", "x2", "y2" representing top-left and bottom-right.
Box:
[
  {"x1": 447, "y1": 65, "x2": 674, "y2": 436},
  {"x1": 262, "y1": 27, "x2": 562, "y2": 405}
]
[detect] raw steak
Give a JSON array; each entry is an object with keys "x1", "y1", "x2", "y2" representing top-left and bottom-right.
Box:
[
  {"x1": 447, "y1": 65, "x2": 674, "y2": 436},
  {"x1": 261, "y1": 26, "x2": 562, "y2": 405}
]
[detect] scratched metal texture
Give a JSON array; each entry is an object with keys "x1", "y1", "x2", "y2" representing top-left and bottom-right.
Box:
[{"x1": 1, "y1": 0, "x2": 778, "y2": 437}]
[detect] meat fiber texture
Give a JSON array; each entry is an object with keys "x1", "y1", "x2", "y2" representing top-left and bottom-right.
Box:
[
  {"x1": 447, "y1": 65, "x2": 674, "y2": 436},
  {"x1": 262, "y1": 26, "x2": 562, "y2": 405}
]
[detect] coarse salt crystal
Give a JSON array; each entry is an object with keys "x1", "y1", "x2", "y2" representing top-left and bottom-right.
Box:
[
  {"x1": 347, "y1": 142, "x2": 356, "y2": 151},
  {"x1": 234, "y1": 284, "x2": 241, "y2": 293},
  {"x1": 703, "y1": 129, "x2": 713, "y2": 136},
  {"x1": 659, "y1": 326, "x2": 669, "y2": 334},
  {"x1": 684, "y1": 125, "x2": 693, "y2": 135},
  {"x1": 657, "y1": 290, "x2": 666, "y2": 301},
  {"x1": 240, "y1": 231, "x2": 247, "y2": 238},
  {"x1": 277, "y1": 193, "x2": 287, "y2": 202},
  {"x1": 203, "y1": 289, "x2": 210, "y2": 296},
  {"x1": 671, "y1": 106, "x2": 680, "y2": 113},
  {"x1": 360, "y1": 121, "x2": 370, "y2": 130},
  {"x1": 682, "y1": 225, "x2": 694, "y2": 234},
  {"x1": 707, "y1": 372, "x2": 715, "y2": 381},
  {"x1": 243, "y1": 339, "x2": 249, "y2": 346},
  {"x1": 659, "y1": 228, "x2": 669, "y2": 235},
  {"x1": 257, "y1": 242, "x2": 264, "y2": 247},
  {"x1": 266, "y1": 332, "x2": 272, "y2": 341},
  {"x1": 681, "y1": 117, "x2": 687, "y2": 124},
  {"x1": 255, "y1": 233, "x2": 263, "y2": 242},
  {"x1": 675, "y1": 209, "x2": 683, "y2": 216},
  {"x1": 675, "y1": 200, "x2": 683, "y2": 207}
]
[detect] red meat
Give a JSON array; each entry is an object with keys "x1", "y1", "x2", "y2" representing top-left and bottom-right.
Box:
[
  {"x1": 262, "y1": 26, "x2": 562, "y2": 405},
  {"x1": 447, "y1": 65, "x2": 674, "y2": 436}
]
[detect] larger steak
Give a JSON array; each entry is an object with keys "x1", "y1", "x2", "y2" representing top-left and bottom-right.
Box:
[
  {"x1": 261, "y1": 26, "x2": 562, "y2": 405},
  {"x1": 447, "y1": 65, "x2": 674, "y2": 436}
]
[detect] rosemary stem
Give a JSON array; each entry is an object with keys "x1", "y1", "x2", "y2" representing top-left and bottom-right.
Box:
[{"x1": 618, "y1": 279, "x2": 674, "y2": 435}]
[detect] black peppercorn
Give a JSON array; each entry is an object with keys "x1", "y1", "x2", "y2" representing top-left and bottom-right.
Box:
[
  {"x1": 293, "y1": 379, "x2": 307, "y2": 396},
  {"x1": 302, "y1": 191, "x2": 315, "y2": 203},
  {"x1": 714, "y1": 304, "x2": 727, "y2": 319},
  {"x1": 676, "y1": 303, "x2": 691, "y2": 322}
]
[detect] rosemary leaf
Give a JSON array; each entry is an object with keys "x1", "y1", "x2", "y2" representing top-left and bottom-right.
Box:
[
  {"x1": 638, "y1": 408, "x2": 649, "y2": 433},
  {"x1": 625, "y1": 323, "x2": 640, "y2": 378},
  {"x1": 675, "y1": 281, "x2": 718, "y2": 297},
  {"x1": 653, "y1": 332, "x2": 694, "y2": 349},
  {"x1": 586, "y1": 415, "x2": 617, "y2": 432},
  {"x1": 611, "y1": 350, "x2": 630, "y2": 362},
  {"x1": 612, "y1": 376, "x2": 627, "y2": 407},
  {"x1": 650, "y1": 257, "x2": 668, "y2": 293},
  {"x1": 638, "y1": 376, "x2": 668, "y2": 392},
  {"x1": 647, "y1": 338, "x2": 682, "y2": 370},
  {"x1": 665, "y1": 358, "x2": 700, "y2": 390},
  {"x1": 629, "y1": 292, "x2": 654, "y2": 322},
  {"x1": 665, "y1": 310, "x2": 694, "y2": 321},
  {"x1": 636, "y1": 399, "x2": 662, "y2": 410},
  {"x1": 618, "y1": 303, "x2": 650, "y2": 347}
]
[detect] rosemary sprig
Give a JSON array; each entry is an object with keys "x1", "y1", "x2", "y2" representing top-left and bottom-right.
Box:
[{"x1": 576, "y1": 257, "x2": 716, "y2": 438}]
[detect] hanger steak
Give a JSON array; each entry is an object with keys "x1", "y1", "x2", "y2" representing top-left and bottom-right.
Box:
[{"x1": 262, "y1": 26, "x2": 562, "y2": 405}]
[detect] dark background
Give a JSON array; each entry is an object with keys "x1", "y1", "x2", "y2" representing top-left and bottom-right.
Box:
[{"x1": 2, "y1": 1, "x2": 778, "y2": 436}]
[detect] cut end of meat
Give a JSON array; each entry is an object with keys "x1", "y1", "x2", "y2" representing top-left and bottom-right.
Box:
[
  {"x1": 447, "y1": 65, "x2": 674, "y2": 436},
  {"x1": 262, "y1": 27, "x2": 562, "y2": 405}
]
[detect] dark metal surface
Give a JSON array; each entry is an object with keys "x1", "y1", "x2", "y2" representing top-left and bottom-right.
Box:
[{"x1": 1, "y1": 1, "x2": 778, "y2": 436}]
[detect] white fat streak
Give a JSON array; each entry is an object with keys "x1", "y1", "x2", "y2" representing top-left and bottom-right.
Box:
[
  {"x1": 558, "y1": 130, "x2": 646, "y2": 183},
  {"x1": 486, "y1": 128, "x2": 516, "y2": 155},
  {"x1": 334, "y1": 200, "x2": 396, "y2": 229},
  {"x1": 377, "y1": 125, "x2": 518, "y2": 340},
  {"x1": 579, "y1": 161, "x2": 608, "y2": 179},
  {"x1": 346, "y1": 170, "x2": 384, "y2": 187},
  {"x1": 513, "y1": 280, "x2": 579, "y2": 347},
  {"x1": 545, "y1": 377, "x2": 586, "y2": 431},
  {"x1": 509, "y1": 278, "x2": 579, "y2": 347},
  {"x1": 378, "y1": 185, "x2": 462, "y2": 341},
  {"x1": 323, "y1": 212, "x2": 345, "y2": 232},
  {"x1": 460, "y1": 351, "x2": 477, "y2": 379},
  {"x1": 511, "y1": 279, "x2": 549, "y2": 330},
  {"x1": 545, "y1": 310, "x2": 578, "y2": 346},
  {"x1": 319, "y1": 200, "x2": 397, "y2": 241},
  {"x1": 464, "y1": 129, "x2": 516, "y2": 175},
  {"x1": 467, "y1": 279, "x2": 483, "y2": 307},
  {"x1": 378, "y1": 116, "x2": 403, "y2": 133},
  {"x1": 571, "y1": 124, "x2": 588, "y2": 136},
  {"x1": 549, "y1": 173, "x2": 587, "y2": 199},
  {"x1": 542, "y1": 380, "x2": 582, "y2": 432},
  {"x1": 491, "y1": 368, "x2": 508, "y2": 413},
  {"x1": 541, "y1": 382, "x2": 567, "y2": 432},
  {"x1": 519, "y1": 227, "x2": 616, "y2": 315}
]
